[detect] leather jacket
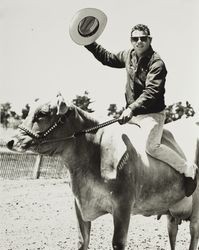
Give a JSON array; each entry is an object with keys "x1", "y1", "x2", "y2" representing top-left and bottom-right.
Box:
[{"x1": 85, "y1": 42, "x2": 167, "y2": 115}]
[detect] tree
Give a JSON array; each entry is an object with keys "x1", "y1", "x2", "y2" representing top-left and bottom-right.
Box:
[
  {"x1": 0, "y1": 102, "x2": 12, "y2": 128},
  {"x1": 165, "y1": 101, "x2": 195, "y2": 124},
  {"x1": 0, "y1": 102, "x2": 31, "y2": 129},
  {"x1": 107, "y1": 104, "x2": 123, "y2": 118},
  {"x1": 107, "y1": 101, "x2": 195, "y2": 124},
  {"x1": 72, "y1": 91, "x2": 94, "y2": 113}
]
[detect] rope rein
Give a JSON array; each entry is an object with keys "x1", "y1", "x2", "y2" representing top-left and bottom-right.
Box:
[
  {"x1": 74, "y1": 118, "x2": 123, "y2": 136},
  {"x1": 19, "y1": 116, "x2": 140, "y2": 145}
]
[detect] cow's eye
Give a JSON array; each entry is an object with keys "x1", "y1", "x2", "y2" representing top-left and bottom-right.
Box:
[{"x1": 35, "y1": 111, "x2": 49, "y2": 120}]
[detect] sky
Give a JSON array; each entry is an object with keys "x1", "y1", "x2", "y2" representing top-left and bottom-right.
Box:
[{"x1": 1, "y1": 0, "x2": 199, "y2": 117}]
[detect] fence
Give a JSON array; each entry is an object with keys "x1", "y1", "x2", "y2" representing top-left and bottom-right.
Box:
[{"x1": 0, "y1": 149, "x2": 69, "y2": 180}]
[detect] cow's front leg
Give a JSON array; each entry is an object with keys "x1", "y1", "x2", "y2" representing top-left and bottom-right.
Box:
[
  {"x1": 74, "y1": 200, "x2": 91, "y2": 250},
  {"x1": 112, "y1": 203, "x2": 131, "y2": 250}
]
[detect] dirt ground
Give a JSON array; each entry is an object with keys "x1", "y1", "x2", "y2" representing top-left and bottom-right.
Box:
[{"x1": 0, "y1": 179, "x2": 193, "y2": 250}]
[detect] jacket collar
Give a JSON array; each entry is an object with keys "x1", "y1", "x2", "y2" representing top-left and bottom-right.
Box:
[{"x1": 131, "y1": 45, "x2": 154, "y2": 62}]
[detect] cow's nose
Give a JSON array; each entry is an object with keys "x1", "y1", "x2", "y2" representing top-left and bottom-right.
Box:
[{"x1": 7, "y1": 140, "x2": 14, "y2": 150}]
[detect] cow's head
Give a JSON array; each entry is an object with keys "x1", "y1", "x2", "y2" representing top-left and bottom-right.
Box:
[{"x1": 7, "y1": 93, "x2": 73, "y2": 155}]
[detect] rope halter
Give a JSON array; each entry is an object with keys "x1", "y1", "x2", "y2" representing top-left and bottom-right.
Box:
[{"x1": 18, "y1": 115, "x2": 140, "y2": 145}]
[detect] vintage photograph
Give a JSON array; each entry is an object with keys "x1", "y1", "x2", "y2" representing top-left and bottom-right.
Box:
[{"x1": 1, "y1": 0, "x2": 199, "y2": 249}]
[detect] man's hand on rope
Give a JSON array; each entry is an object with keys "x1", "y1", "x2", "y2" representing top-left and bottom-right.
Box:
[{"x1": 118, "y1": 107, "x2": 133, "y2": 125}]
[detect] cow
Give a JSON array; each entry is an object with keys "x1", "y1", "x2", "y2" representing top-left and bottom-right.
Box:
[{"x1": 7, "y1": 93, "x2": 199, "y2": 250}]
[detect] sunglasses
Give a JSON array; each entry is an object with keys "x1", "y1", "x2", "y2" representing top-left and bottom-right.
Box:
[{"x1": 131, "y1": 36, "x2": 149, "y2": 42}]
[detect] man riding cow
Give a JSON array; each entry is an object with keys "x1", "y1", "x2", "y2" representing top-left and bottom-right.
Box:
[{"x1": 69, "y1": 8, "x2": 198, "y2": 196}]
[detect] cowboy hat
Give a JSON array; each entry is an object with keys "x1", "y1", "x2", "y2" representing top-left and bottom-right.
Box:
[{"x1": 69, "y1": 8, "x2": 107, "y2": 46}]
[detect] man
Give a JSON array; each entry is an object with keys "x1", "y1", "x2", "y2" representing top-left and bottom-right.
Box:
[{"x1": 84, "y1": 24, "x2": 197, "y2": 196}]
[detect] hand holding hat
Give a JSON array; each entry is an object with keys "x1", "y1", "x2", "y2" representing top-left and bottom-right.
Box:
[{"x1": 69, "y1": 8, "x2": 107, "y2": 46}]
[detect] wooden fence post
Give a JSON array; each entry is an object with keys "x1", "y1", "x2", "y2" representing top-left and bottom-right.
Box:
[{"x1": 33, "y1": 154, "x2": 42, "y2": 179}]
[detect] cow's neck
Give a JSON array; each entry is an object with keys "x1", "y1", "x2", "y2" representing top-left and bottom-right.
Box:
[
  {"x1": 61, "y1": 129, "x2": 103, "y2": 198},
  {"x1": 61, "y1": 107, "x2": 103, "y2": 188}
]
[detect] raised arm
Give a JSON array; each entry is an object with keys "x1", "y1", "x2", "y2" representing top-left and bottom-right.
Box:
[{"x1": 85, "y1": 42, "x2": 126, "y2": 68}]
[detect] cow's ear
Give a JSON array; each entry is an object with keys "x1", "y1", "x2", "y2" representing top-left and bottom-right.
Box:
[{"x1": 56, "y1": 93, "x2": 69, "y2": 115}]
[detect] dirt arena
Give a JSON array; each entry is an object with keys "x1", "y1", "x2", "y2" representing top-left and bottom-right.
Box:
[{"x1": 0, "y1": 179, "x2": 192, "y2": 250}]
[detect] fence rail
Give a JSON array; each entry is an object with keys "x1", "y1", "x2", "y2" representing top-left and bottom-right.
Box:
[{"x1": 0, "y1": 148, "x2": 69, "y2": 180}]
